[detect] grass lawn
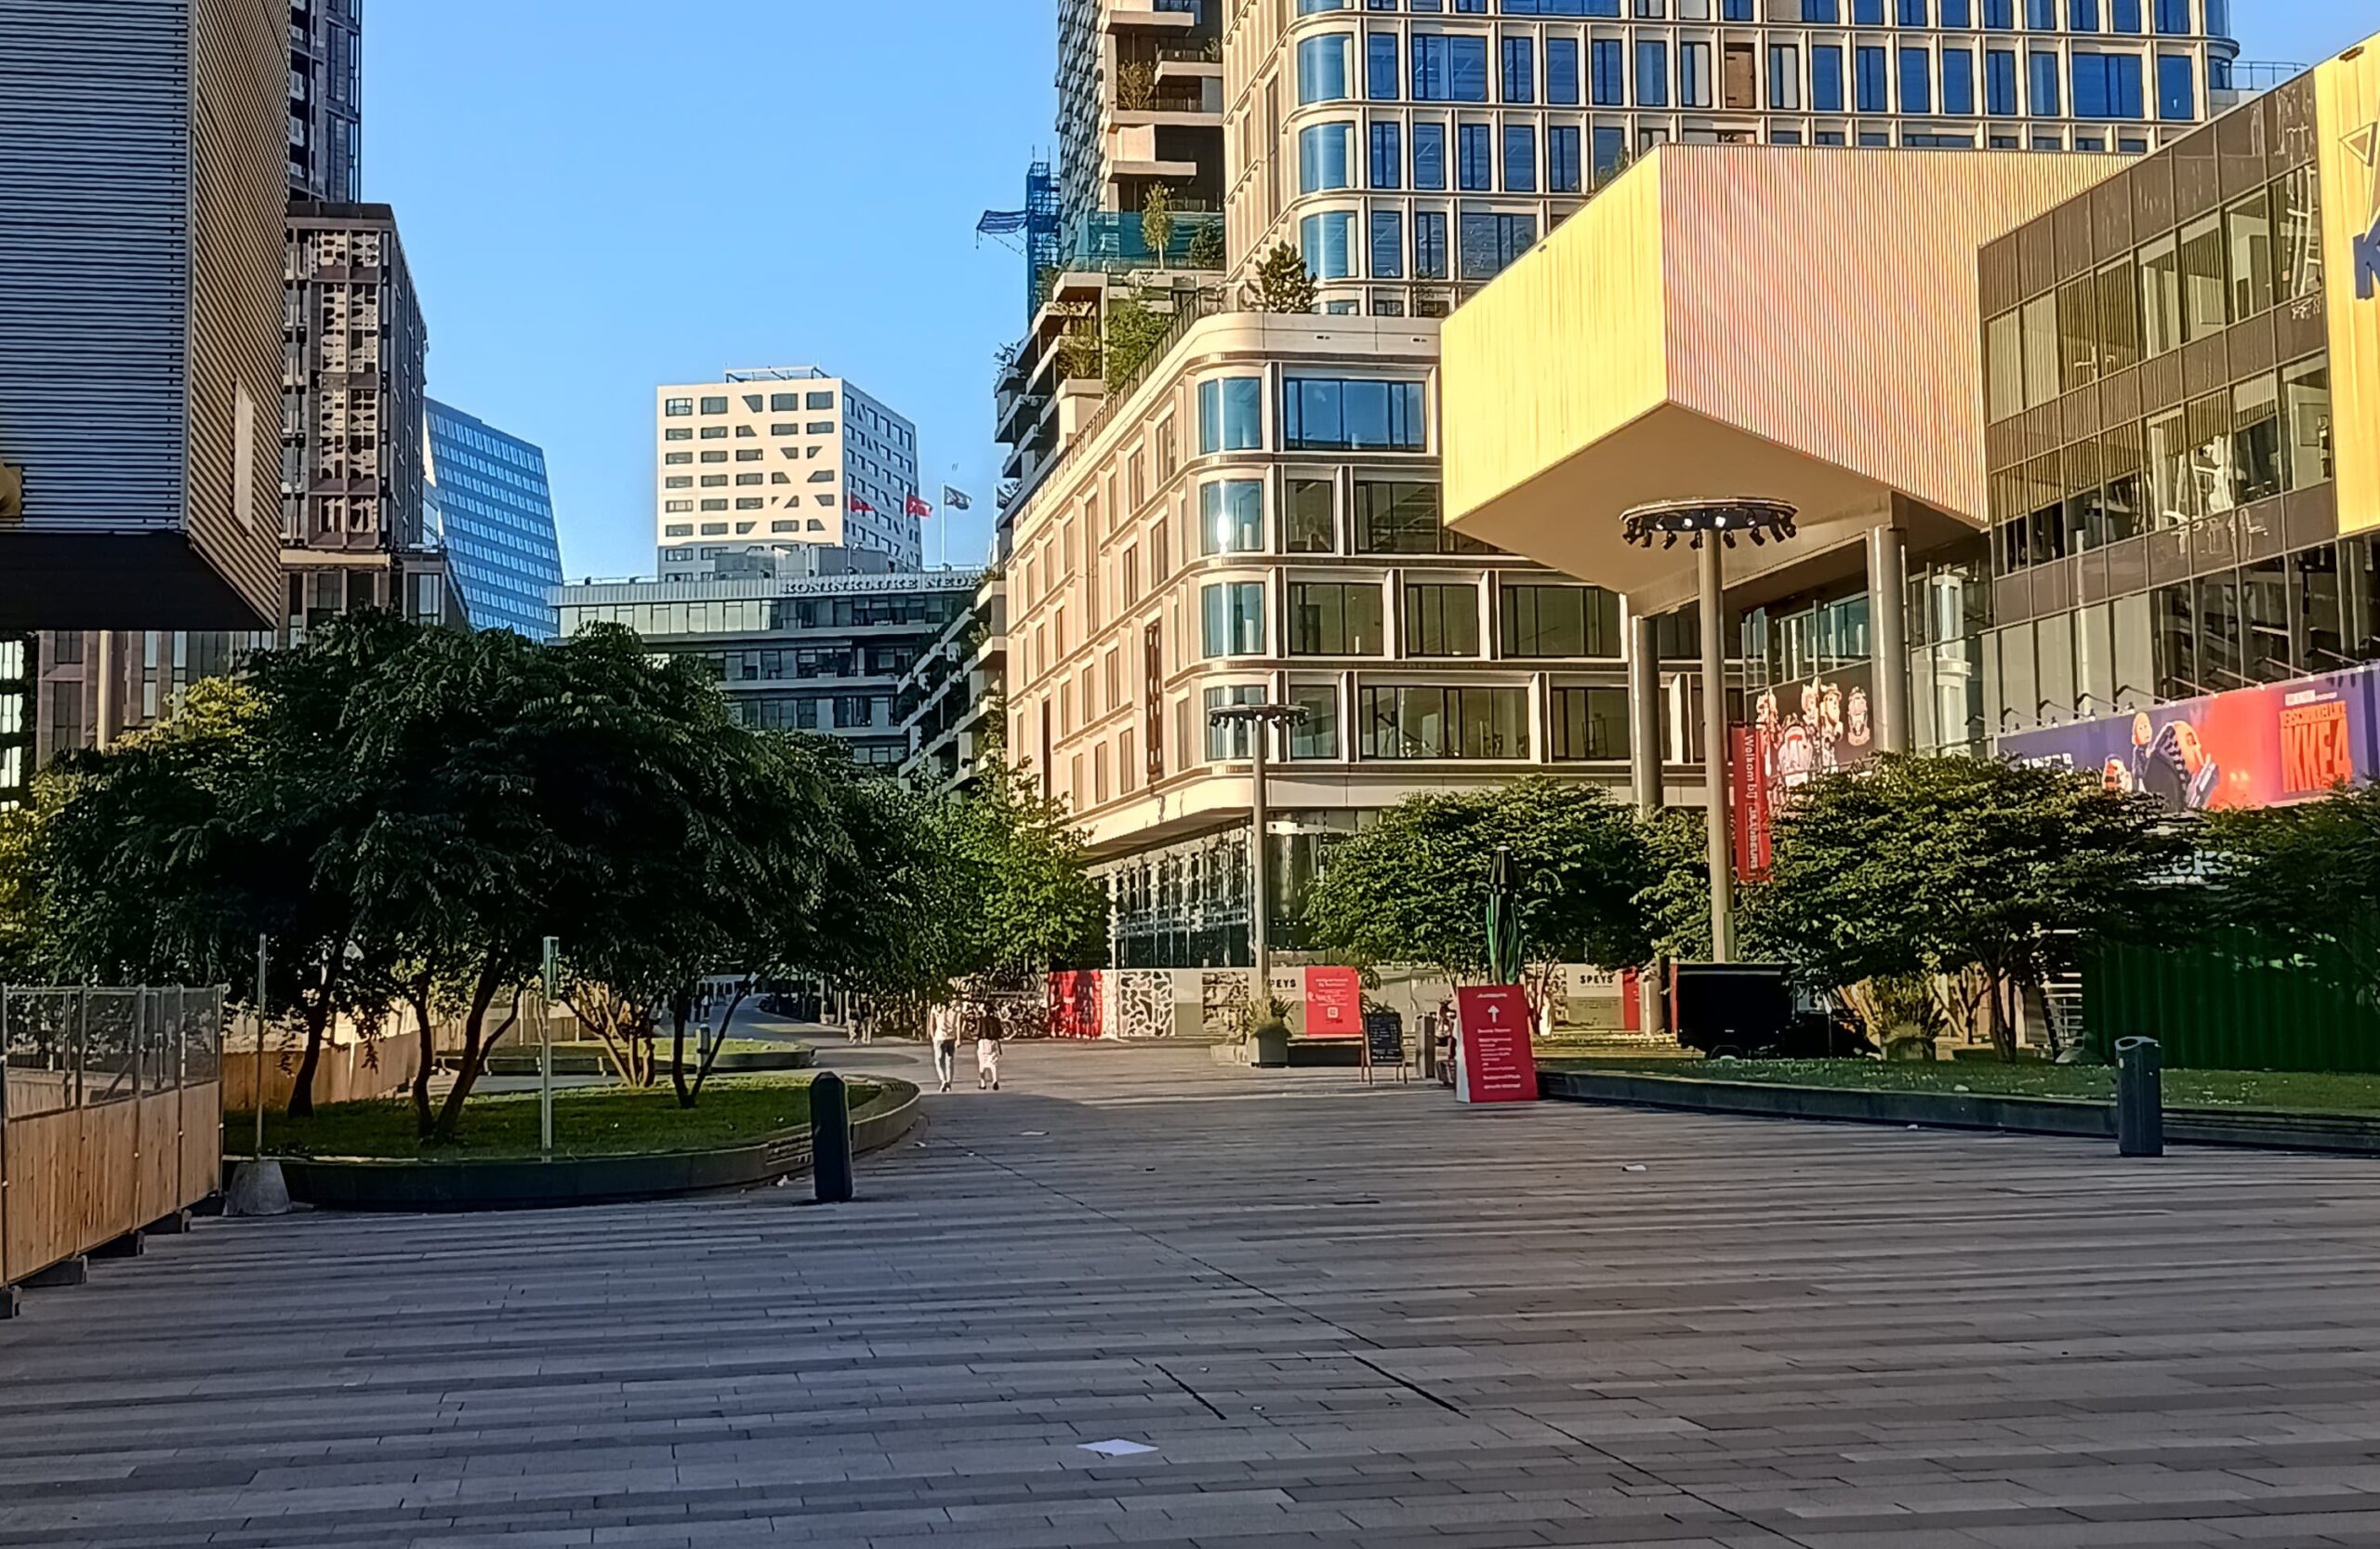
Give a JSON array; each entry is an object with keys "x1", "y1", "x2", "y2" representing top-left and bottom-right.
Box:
[
  {"x1": 1540, "y1": 1057, "x2": 2380, "y2": 1118},
  {"x1": 228, "y1": 1074, "x2": 876, "y2": 1161}
]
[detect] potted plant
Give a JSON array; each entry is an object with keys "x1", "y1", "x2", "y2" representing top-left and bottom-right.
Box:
[{"x1": 1247, "y1": 996, "x2": 1291, "y2": 1068}]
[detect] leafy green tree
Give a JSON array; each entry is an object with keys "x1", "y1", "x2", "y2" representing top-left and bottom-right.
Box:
[
  {"x1": 1634, "y1": 807, "x2": 1712, "y2": 962},
  {"x1": 1185, "y1": 218, "x2": 1225, "y2": 271},
  {"x1": 1103, "y1": 298, "x2": 1173, "y2": 392},
  {"x1": 1303, "y1": 778, "x2": 1655, "y2": 987},
  {"x1": 1744, "y1": 754, "x2": 2191, "y2": 1058},
  {"x1": 1249, "y1": 240, "x2": 1319, "y2": 313},
  {"x1": 2202, "y1": 784, "x2": 2380, "y2": 993},
  {"x1": 1141, "y1": 182, "x2": 1174, "y2": 268}
]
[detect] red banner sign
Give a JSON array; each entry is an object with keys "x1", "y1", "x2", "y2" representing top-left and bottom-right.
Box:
[
  {"x1": 1048, "y1": 971, "x2": 1103, "y2": 1039},
  {"x1": 1730, "y1": 724, "x2": 1773, "y2": 881},
  {"x1": 1303, "y1": 967, "x2": 1362, "y2": 1038},
  {"x1": 1453, "y1": 984, "x2": 1539, "y2": 1105}
]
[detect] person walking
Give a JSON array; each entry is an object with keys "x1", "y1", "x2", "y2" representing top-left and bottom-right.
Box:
[
  {"x1": 929, "y1": 998, "x2": 960, "y2": 1093},
  {"x1": 974, "y1": 1007, "x2": 1004, "y2": 1092}
]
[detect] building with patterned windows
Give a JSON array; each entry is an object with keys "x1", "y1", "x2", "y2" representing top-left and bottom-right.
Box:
[
  {"x1": 1226, "y1": 0, "x2": 2250, "y2": 318},
  {"x1": 287, "y1": 0, "x2": 363, "y2": 204},
  {"x1": 426, "y1": 401, "x2": 564, "y2": 641},
  {"x1": 655, "y1": 369, "x2": 923, "y2": 577}
]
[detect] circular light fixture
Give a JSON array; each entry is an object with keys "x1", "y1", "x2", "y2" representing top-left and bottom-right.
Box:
[{"x1": 1621, "y1": 497, "x2": 1800, "y2": 552}]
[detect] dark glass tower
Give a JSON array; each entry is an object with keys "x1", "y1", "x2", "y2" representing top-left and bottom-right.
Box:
[{"x1": 426, "y1": 401, "x2": 565, "y2": 641}]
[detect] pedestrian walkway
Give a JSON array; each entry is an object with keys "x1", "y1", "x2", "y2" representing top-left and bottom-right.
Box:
[{"x1": 7, "y1": 1045, "x2": 2380, "y2": 1547}]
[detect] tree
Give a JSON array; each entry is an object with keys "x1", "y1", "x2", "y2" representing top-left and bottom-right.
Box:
[
  {"x1": 1102, "y1": 298, "x2": 1172, "y2": 392},
  {"x1": 1303, "y1": 779, "x2": 1656, "y2": 990},
  {"x1": 1249, "y1": 241, "x2": 1318, "y2": 314},
  {"x1": 1185, "y1": 218, "x2": 1225, "y2": 271},
  {"x1": 1633, "y1": 808, "x2": 1712, "y2": 963},
  {"x1": 2202, "y1": 784, "x2": 2380, "y2": 994},
  {"x1": 1743, "y1": 754, "x2": 2192, "y2": 1059},
  {"x1": 1116, "y1": 58, "x2": 1157, "y2": 112},
  {"x1": 1141, "y1": 182, "x2": 1174, "y2": 268}
]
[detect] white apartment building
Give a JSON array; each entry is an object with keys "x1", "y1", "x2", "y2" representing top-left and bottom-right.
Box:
[
  {"x1": 1224, "y1": 0, "x2": 2251, "y2": 315},
  {"x1": 655, "y1": 367, "x2": 922, "y2": 577}
]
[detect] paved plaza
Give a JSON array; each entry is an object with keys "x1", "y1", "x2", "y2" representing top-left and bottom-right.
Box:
[{"x1": 8, "y1": 1046, "x2": 2380, "y2": 1548}]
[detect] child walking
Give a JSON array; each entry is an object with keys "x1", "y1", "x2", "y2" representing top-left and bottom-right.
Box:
[{"x1": 974, "y1": 1008, "x2": 1003, "y2": 1092}]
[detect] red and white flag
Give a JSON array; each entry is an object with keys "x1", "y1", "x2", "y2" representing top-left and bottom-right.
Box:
[
  {"x1": 847, "y1": 495, "x2": 875, "y2": 516},
  {"x1": 906, "y1": 493, "x2": 932, "y2": 519}
]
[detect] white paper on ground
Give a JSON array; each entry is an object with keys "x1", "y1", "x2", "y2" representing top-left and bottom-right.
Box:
[{"x1": 1079, "y1": 1439, "x2": 1157, "y2": 1457}]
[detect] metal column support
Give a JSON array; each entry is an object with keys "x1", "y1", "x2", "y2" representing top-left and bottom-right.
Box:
[
  {"x1": 1629, "y1": 611, "x2": 1662, "y2": 815},
  {"x1": 1699, "y1": 541, "x2": 1734, "y2": 963},
  {"x1": 1249, "y1": 722, "x2": 1273, "y2": 1006},
  {"x1": 1868, "y1": 524, "x2": 1911, "y2": 755}
]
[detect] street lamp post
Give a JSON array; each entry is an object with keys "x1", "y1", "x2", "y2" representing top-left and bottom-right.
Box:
[
  {"x1": 1208, "y1": 701, "x2": 1306, "y2": 1012},
  {"x1": 1622, "y1": 498, "x2": 1799, "y2": 965}
]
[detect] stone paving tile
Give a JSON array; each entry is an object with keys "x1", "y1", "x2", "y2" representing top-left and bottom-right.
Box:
[{"x1": 7, "y1": 1043, "x2": 2380, "y2": 1547}]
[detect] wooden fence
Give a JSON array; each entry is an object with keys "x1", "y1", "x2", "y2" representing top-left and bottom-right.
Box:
[{"x1": 1, "y1": 987, "x2": 225, "y2": 1289}]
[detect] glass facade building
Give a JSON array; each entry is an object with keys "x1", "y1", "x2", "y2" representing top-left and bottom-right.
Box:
[{"x1": 425, "y1": 400, "x2": 565, "y2": 641}]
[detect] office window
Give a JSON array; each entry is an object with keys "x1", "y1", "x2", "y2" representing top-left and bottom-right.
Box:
[
  {"x1": 2156, "y1": 52, "x2": 2193, "y2": 119},
  {"x1": 1412, "y1": 33, "x2": 1489, "y2": 100},
  {"x1": 1459, "y1": 210, "x2": 1537, "y2": 280},
  {"x1": 2153, "y1": 0, "x2": 2188, "y2": 32},
  {"x1": 1942, "y1": 47, "x2": 1975, "y2": 113},
  {"x1": 2071, "y1": 51, "x2": 2144, "y2": 117},
  {"x1": 1198, "y1": 377, "x2": 1263, "y2": 454},
  {"x1": 1548, "y1": 125, "x2": 1583, "y2": 192},
  {"x1": 1370, "y1": 209, "x2": 1406, "y2": 276},
  {"x1": 2283, "y1": 360, "x2": 2333, "y2": 490},
  {"x1": 1459, "y1": 121, "x2": 1493, "y2": 188},
  {"x1": 1415, "y1": 209, "x2": 1450, "y2": 277},
  {"x1": 1359, "y1": 686, "x2": 1527, "y2": 759},
  {"x1": 1289, "y1": 684, "x2": 1342, "y2": 761},
  {"x1": 1986, "y1": 48, "x2": 2018, "y2": 112},
  {"x1": 1501, "y1": 33, "x2": 1535, "y2": 101},
  {"x1": 1769, "y1": 45, "x2": 1803, "y2": 111},
  {"x1": 1551, "y1": 687, "x2": 1632, "y2": 762},
  {"x1": 807, "y1": 391, "x2": 835, "y2": 410},
  {"x1": 2178, "y1": 213, "x2": 2224, "y2": 339},
  {"x1": 1301, "y1": 123, "x2": 1354, "y2": 192},
  {"x1": 1284, "y1": 378, "x2": 1426, "y2": 451},
  {"x1": 1368, "y1": 32, "x2": 1400, "y2": 98},
  {"x1": 1370, "y1": 120, "x2": 1403, "y2": 187},
  {"x1": 1200, "y1": 583, "x2": 1266, "y2": 658},
  {"x1": 1403, "y1": 583, "x2": 1481, "y2": 656},
  {"x1": 2030, "y1": 51, "x2": 2060, "y2": 114},
  {"x1": 1289, "y1": 581, "x2": 1386, "y2": 655},
  {"x1": 1899, "y1": 46, "x2": 1932, "y2": 113},
  {"x1": 2069, "y1": 0, "x2": 2099, "y2": 25},
  {"x1": 1501, "y1": 585, "x2": 1620, "y2": 656},
  {"x1": 1986, "y1": 0, "x2": 2015, "y2": 23},
  {"x1": 1413, "y1": 120, "x2": 1448, "y2": 187},
  {"x1": 1680, "y1": 42, "x2": 1712, "y2": 107},
  {"x1": 1636, "y1": 40, "x2": 1669, "y2": 106},
  {"x1": 1284, "y1": 478, "x2": 1336, "y2": 552},
  {"x1": 1805, "y1": 0, "x2": 1842, "y2": 18},
  {"x1": 1943, "y1": 0, "x2": 1972, "y2": 20},
  {"x1": 1200, "y1": 480, "x2": 1264, "y2": 554},
  {"x1": 1592, "y1": 38, "x2": 1625, "y2": 103},
  {"x1": 1855, "y1": 0, "x2": 1884, "y2": 20},
  {"x1": 1547, "y1": 37, "x2": 1580, "y2": 103},
  {"x1": 1301, "y1": 210, "x2": 1356, "y2": 278},
  {"x1": 1503, "y1": 123, "x2": 1538, "y2": 191},
  {"x1": 1812, "y1": 44, "x2": 1845, "y2": 111},
  {"x1": 664, "y1": 398, "x2": 693, "y2": 416},
  {"x1": 2111, "y1": 0, "x2": 2141, "y2": 28},
  {"x1": 699, "y1": 395, "x2": 727, "y2": 414},
  {"x1": 1856, "y1": 46, "x2": 1888, "y2": 112},
  {"x1": 1299, "y1": 33, "x2": 1353, "y2": 102}
]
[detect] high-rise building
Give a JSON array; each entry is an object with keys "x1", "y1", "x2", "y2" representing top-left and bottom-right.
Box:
[
  {"x1": 556, "y1": 557, "x2": 981, "y2": 772},
  {"x1": 986, "y1": 0, "x2": 2251, "y2": 971},
  {"x1": 1058, "y1": 0, "x2": 1225, "y2": 230},
  {"x1": 426, "y1": 401, "x2": 565, "y2": 640},
  {"x1": 0, "y1": 0, "x2": 288, "y2": 631},
  {"x1": 654, "y1": 369, "x2": 922, "y2": 576},
  {"x1": 287, "y1": 0, "x2": 363, "y2": 203},
  {"x1": 1224, "y1": 0, "x2": 2250, "y2": 317},
  {"x1": 284, "y1": 202, "x2": 452, "y2": 639}
]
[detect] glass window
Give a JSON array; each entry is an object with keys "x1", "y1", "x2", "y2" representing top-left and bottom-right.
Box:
[
  {"x1": 1368, "y1": 32, "x2": 1400, "y2": 99},
  {"x1": 1459, "y1": 122, "x2": 1493, "y2": 189},
  {"x1": 1300, "y1": 123, "x2": 1355, "y2": 192},
  {"x1": 1283, "y1": 378, "x2": 1427, "y2": 451},
  {"x1": 1856, "y1": 46, "x2": 1889, "y2": 112},
  {"x1": 664, "y1": 398, "x2": 694, "y2": 416},
  {"x1": 1403, "y1": 582, "x2": 1481, "y2": 656},
  {"x1": 1680, "y1": 42, "x2": 1712, "y2": 108},
  {"x1": 2177, "y1": 213, "x2": 2225, "y2": 340},
  {"x1": 1592, "y1": 37, "x2": 1626, "y2": 104},
  {"x1": 2276, "y1": 166, "x2": 2322, "y2": 301},
  {"x1": 2138, "y1": 233, "x2": 2183, "y2": 357},
  {"x1": 1985, "y1": 309, "x2": 2024, "y2": 422},
  {"x1": 1354, "y1": 479, "x2": 1469, "y2": 553},
  {"x1": 1502, "y1": 123, "x2": 1537, "y2": 191},
  {"x1": 1812, "y1": 45, "x2": 1844, "y2": 111},
  {"x1": 2296, "y1": 542, "x2": 2347, "y2": 673},
  {"x1": 1413, "y1": 121, "x2": 1448, "y2": 188},
  {"x1": 1548, "y1": 126, "x2": 1582, "y2": 192},
  {"x1": 1636, "y1": 40, "x2": 1670, "y2": 108},
  {"x1": 1298, "y1": 33, "x2": 1353, "y2": 102},
  {"x1": 1200, "y1": 480, "x2": 1264, "y2": 554},
  {"x1": 2070, "y1": 51, "x2": 2145, "y2": 118},
  {"x1": 1289, "y1": 683, "x2": 1342, "y2": 761},
  {"x1": 2029, "y1": 50, "x2": 2059, "y2": 114},
  {"x1": 1899, "y1": 47, "x2": 1932, "y2": 114},
  {"x1": 1501, "y1": 33, "x2": 1536, "y2": 101},
  {"x1": 1501, "y1": 585, "x2": 1620, "y2": 656},
  {"x1": 2020, "y1": 291, "x2": 2058, "y2": 410},
  {"x1": 1550, "y1": 687, "x2": 1631, "y2": 761},
  {"x1": 2226, "y1": 192, "x2": 2273, "y2": 321},
  {"x1": 2282, "y1": 358, "x2": 2333, "y2": 491},
  {"x1": 1200, "y1": 582, "x2": 1266, "y2": 658},
  {"x1": 2056, "y1": 273, "x2": 2099, "y2": 391},
  {"x1": 2187, "y1": 391, "x2": 2235, "y2": 518},
  {"x1": 1289, "y1": 581, "x2": 1386, "y2": 655},
  {"x1": 807, "y1": 391, "x2": 835, "y2": 410},
  {"x1": 2229, "y1": 375, "x2": 2281, "y2": 508},
  {"x1": 1412, "y1": 33, "x2": 1490, "y2": 101},
  {"x1": 1197, "y1": 377, "x2": 1263, "y2": 454},
  {"x1": 1284, "y1": 477, "x2": 1336, "y2": 551},
  {"x1": 1547, "y1": 37, "x2": 1580, "y2": 103},
  {"x1": 1301, "y1": 210, "x2": 1356, "y2": 278},
  {"x1": 2096, "y1": 254, "x2": 2141, "y2": 374},
  {"x1": 1986, "y1": 48, "x2": 2018, "y2": 113},
  {"x1": 2146, "y1": 406, "x2": 2195, "y2": 527},
  {"x1": 1358, "y1": 686, "x2": 1527, "y2": 759},
  {"x1": 1459, "y1": 209, "x2": 1537, "y2": 280},
  {"x1": 1415, "y1": 209, "x2": 1449, "y2": 278},
  {"x1": 2156, "y1": 52, "x2": 2193, "y2": 120},
  {"x1": 2199, "y1": 571, "x2": 2243, "y2": 692},
  {"x1": 699, "y1": 395, "x2": 728, "y2": 415},
  {"x1": 1370, "y1": 209, "x2": 1405, "y2": 276},
  {"x1": 1942, "y1": 47, "x2": 1975, "y2": 114},
  {"x1": 1205, "y1": 684, "x2": 1263, "y2": 761},
  {"x1": 1370, "y1": 121, "x2": 1403, "y2": 187}
]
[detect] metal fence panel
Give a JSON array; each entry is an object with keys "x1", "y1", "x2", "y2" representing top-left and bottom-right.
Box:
[
  {"x1": 1, "y1": 987, "x2": 228, "y2": 1117},
  {"x1": 2084, "y1": 921, "x2": 2380, "y2": 1074}
]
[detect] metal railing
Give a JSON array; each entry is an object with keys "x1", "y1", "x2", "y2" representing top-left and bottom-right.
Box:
[{"x1": 0, "y1": 987, "x2": 228, "y2": 1120}]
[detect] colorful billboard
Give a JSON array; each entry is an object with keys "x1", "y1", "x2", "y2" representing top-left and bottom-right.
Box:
[
  {"x1": 2320, "y1": 36, "x2": 2380, "y2": 535},
  {"x1": 1999, "y1": 666, "x2": 2380, "y2": 814},
  {"x1": 1735, "y1": 663, "x2": 1879, "y2": 876}
]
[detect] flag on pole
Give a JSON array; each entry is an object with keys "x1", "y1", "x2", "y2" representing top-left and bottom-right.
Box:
[
  {"x1": 906, "y1": 493, "x2": 932, "y2": 519},
  {"x1": 847, "y1": 495, "x2": 875, "y2": 516},
  {"x1": 942, "y1": 485, "x2": 974, "y2": 511}
]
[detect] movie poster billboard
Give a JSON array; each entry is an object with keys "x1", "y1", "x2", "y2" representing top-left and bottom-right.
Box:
[
  {"x1": 1734, "y1": 663, "x2": 1879, "y2": 876},
  {"x1": 1999, "y1": 665, "x2": 2380, "y2": 814}
]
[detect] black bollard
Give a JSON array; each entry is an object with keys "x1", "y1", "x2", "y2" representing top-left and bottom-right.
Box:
[
  {"x1": 2115, "y1": 1037, "x2": 2163, "y2": 1158},
  {"x1": 812, "y1": 1070, "x2": 853, "y2": 1203}
]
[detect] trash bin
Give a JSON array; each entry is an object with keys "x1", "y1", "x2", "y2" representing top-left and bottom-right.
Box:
[{"x1": 2115, "y1": 1037, "x2": 2162, "y2": 1158}]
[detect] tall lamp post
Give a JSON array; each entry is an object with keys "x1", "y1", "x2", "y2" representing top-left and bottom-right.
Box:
[
  {"x1": 1622, "y1": 498, "x2": 1798, "y2": 964},
  {"x1": 1209, "y1": 701, "x2": 1307, "y2": 1012}
]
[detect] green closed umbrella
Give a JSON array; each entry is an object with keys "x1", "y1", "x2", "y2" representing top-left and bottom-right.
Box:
[{"x1": 1485, "y1": 845, "x2": 1524, "y2": 986}]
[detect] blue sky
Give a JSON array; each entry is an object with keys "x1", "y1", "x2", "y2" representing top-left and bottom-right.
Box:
[{"x1": 367, "y1": 3, "x2": 2373, "y2": 583}]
